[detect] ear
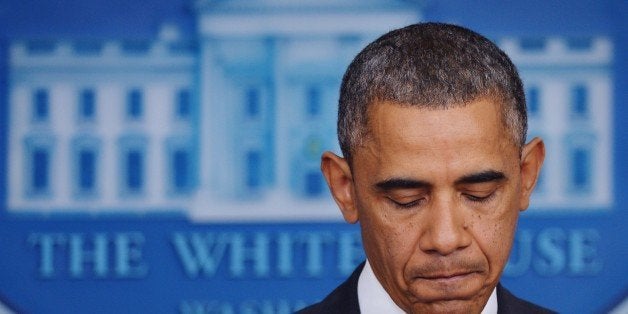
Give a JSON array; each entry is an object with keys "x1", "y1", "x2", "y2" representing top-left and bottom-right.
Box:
[
  {"x1": 320, "y1": 151, "x2": 359, "y2": 223},
  {"x1": 518, "y1": 137, "x2": 545, "y2": 211}
]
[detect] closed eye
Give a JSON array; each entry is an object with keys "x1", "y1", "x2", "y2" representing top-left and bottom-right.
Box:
[
  {"x1": 387, "y1": 196, "x2": 426, "y2": 209},
  {"x1": 464, "y1": 192, "x2": 496, "y2": 203}
]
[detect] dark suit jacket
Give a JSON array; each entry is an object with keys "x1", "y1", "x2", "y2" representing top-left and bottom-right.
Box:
[{"x1": 297, "y1": 262, "x2": 555, "y2": 314}]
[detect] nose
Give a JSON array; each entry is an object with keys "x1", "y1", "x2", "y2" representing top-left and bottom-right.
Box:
[{"x1": 418, "y1": 195, "x2": 472, "y2": 255}]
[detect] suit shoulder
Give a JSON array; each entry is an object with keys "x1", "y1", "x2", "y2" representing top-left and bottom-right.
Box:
[
  {"x1": 295, "y1": 282, "x2": 359, "y2": 314},
  {"x1": 497, "y1": 284, "x2": 556, "y2": 314},
  {"x1": 295, "y1": 263, "x2": 364, "y2": 314}
]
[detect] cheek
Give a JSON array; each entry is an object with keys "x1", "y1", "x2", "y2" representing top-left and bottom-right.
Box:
[
  {"x1": 359, "y1": 203, "x2": 419, "y2": 269},
  {"x1": 472, "y1": 206, "x2": 519, "y2": 272}
]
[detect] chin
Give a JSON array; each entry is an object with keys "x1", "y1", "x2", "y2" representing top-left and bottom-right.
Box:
[
  {"x1": 403, "y1": 277, "x2": 491, "y2": 314},
  {"x1": 409, "y1": 299, "x2": 483, "y2": 314},
  {"x1": 406, "y1": 272, "x2": 485, "y2": 302}
]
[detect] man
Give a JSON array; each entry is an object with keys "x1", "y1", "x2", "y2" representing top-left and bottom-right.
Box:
[{"x1": 298, "y1": 23, "x2": 554, "y2": 313}]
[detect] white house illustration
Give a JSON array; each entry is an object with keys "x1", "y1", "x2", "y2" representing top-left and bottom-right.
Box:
[
  {"x1": 501, "y1": 37, "x2": 614, "y2": 210},
  {"x1": 6, "y1": 0, "x2": 613, "y2": 220}
]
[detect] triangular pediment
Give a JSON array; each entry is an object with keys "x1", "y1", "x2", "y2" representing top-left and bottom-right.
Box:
[
  {"x1": 195, "y1": 0, "x2": 423, "y2": 13},
  {"x1": 195, "y1": 0, "x2": 423, "y2": 36}
]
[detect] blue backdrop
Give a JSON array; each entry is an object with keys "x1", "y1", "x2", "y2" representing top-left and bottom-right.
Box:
[{"x1": 0, "y1": 1, "x2": 626, "y2": 313}]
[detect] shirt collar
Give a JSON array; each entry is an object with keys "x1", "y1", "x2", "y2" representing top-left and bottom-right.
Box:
[
  {"x1": 482, "y1": 286, "x2": 498, "y2": 314},
  {"x1": 357, "y1": 260, "x2": 498, "y2": 314}
]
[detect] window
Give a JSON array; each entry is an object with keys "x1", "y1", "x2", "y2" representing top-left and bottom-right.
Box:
[
  {"x1": 32, "y1": 148, "x2": 50, "y2": 193},
  {"x1": 571, "y1": 147, "x2": 591, "y2": 192},
  {"x1": 564, "y1": 133, "x2": 595, "y2": 196},
  {"x1": 78, "y1": 149, "x2": 96, "y2": 192},
  {"x1": 26, "y1": 40, "x2": 55, "y2": 54},
  {"x1": 79, "y1": 89, "x2": 96, "y2": 120},
  {"x1": 127, "y1": 89, "x2": 143, "y2": 120},
  {"x1": 246, "y1": 151, "x2": 261, "y2": 189},
  {"x1": 118, "y1": 136, "x2": 147, "y2": 196},
  {"x1": 33, "y1": 89, "x2": 49, "y2": 121},
  {"x1": 526, "y1": 86, "x2": 540, "y2": 116},
  {"x1": 520, "y1": 38, "x2": 546, "y2": 51},
  {"x1": 24, "y1": 137, "x2": 54, "y2": 197},
  {"x1": 72, "y1": 138, "x2": 100, "y2": 197},
  {"x1": 172, "y1": 149, "x2": 191, "y2": 192},
  {"x1": 571, "y1": 85, "x2": 588, "y2": 118},
  {"x1": 126, "y1": 149, "x2": 144, "y2": 193},
  {"x1": 167, "y1": 138, "x2": 196, "y2": 195},
  {"x1": 567, "y1": 38, "x2": 593, "y2": 51},
  {"x1": 245, "y1": 88, "x2": 260, "y2": 118},
  {"x1": 176, "y1": 89, "x2": 191, "y2": 119},
  {"x1": 306, "y1": 87, "x2": 321, "y2": 117},
  {"x1": 305, "y1": 171, "x2": 323, "y2": 197}
]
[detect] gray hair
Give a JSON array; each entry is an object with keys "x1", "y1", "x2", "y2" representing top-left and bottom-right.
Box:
[{"x1": 338, "y1": 22, "x2": 527, "y2": 162}]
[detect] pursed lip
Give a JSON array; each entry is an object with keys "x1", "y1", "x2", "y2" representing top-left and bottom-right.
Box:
[
  {"x1": 416, "y1": 270, "x2": 478, "y2": 281},
  {"x1": 407, "y1": 269, "x2": 484, "y2": 301}
]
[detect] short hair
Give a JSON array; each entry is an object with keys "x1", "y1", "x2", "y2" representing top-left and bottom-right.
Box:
[{"x1": 338, "y1": 22, "x2": 527, "y2": 162}]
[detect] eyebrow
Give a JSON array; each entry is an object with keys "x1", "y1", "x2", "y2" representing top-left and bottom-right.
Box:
[
  {"x1": 374, "y1": 170, "x2": 506, "y2": 192},
  {"x1": 454, "y1": 170, "x2": 507, "y2": 185},
  {"x1": 374, "y1": 178, "x2": 431, "y2": 192}
]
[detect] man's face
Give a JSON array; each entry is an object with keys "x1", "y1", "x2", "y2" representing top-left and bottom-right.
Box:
[{"x1": 322, "y1": 98, "x2": 544, "y2": 313}]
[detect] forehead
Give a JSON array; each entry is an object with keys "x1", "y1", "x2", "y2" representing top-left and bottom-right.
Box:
[
  {"x1": 367, "y1": 98, "x2": 504, "y2": 141},
  {"x1": 354, "y1": 99, "x2": 518, "y2": 180}
]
